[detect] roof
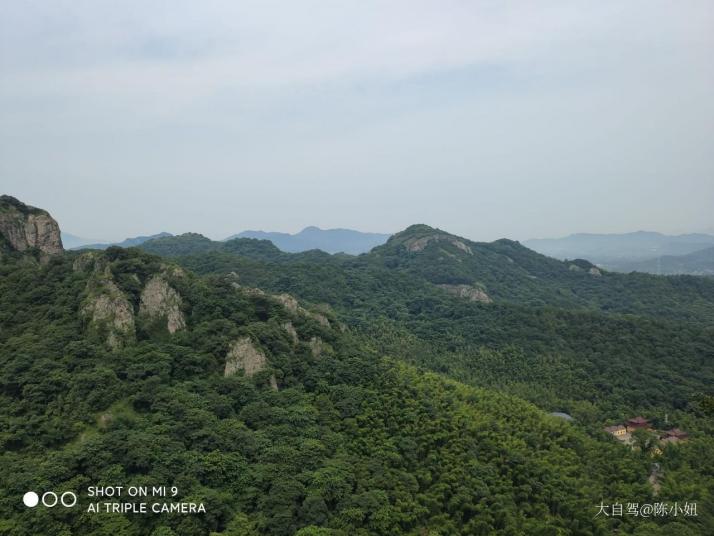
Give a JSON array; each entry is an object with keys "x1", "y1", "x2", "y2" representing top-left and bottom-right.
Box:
[
  {"x1": 604, "y1": 425, "x2": 626, "y2": 433},
  {"x1": 627, "y1": 416, "x2": 649, "y2": 424},
  {"x1": 549, "y1": 412, "x2": 574, "y2": 421}
]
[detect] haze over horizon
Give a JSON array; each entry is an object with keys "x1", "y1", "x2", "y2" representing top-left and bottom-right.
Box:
[{"x1": 2, "y1": 1, "x2": 713, "y2": 243}]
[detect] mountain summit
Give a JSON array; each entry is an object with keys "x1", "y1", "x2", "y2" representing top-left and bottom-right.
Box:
[{"x1": 0, "y1": 195, "x2": 63, "y2": 257}]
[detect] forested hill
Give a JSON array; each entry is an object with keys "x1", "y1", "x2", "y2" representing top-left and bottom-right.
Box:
[
  {"x1": 141, "y1": 224, "x2": 714, "y2": 325},
  {"x1": 0, "y1": 246, "x2": 675, "y2": 535}
]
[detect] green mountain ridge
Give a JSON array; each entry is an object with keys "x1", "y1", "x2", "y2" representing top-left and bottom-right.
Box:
[{"x1": 141, "y1": 224, "x2": 714, "y2": 325}]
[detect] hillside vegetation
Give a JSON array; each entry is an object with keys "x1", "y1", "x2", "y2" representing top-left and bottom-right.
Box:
[
  {"x1": 140, "y1": 227, "x2": 714, "y2": 422},
  {"x1": 1, "y1": 248, "x2": 686, "y2": 535}
]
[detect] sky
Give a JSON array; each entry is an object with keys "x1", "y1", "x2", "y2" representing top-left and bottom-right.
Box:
[{"x1": 1, "y1": 1, "x2": 713, "y2": 242}]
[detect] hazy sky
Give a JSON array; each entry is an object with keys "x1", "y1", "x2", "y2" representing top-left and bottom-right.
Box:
[{"x1": 1, "y1": 1, "x2": 712, "y2": 242}]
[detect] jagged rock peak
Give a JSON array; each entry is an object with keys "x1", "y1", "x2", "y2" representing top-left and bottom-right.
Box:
[
  {"x1": 81, "y1": 278, "x2": 136, "y2": 350},
  {"x1": 0, "y1": 195, "x2": 63, "y2": 256},
  {"x1": 139, "y1": 275, "x2": 186, "y2": 334}
]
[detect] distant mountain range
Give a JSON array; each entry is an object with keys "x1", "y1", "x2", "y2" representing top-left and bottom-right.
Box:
[
  {"x1": 61, "y1": 232, "x2": 103, "y2": 249},
  {"x1": 225, "y1": 226, "x2": 391, "y2": 254},
  {"x1": 525, "y1": 231, "x2": 714, "y2": 273},
  {"x1": 69, "y1": 232, "x2": 173, "y2": 250},
  {"x1": 609, "y1": 246, "x2": 714, "y2": 276}
]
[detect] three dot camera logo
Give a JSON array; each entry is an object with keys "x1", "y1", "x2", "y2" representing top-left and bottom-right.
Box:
[{"x1": 23, "y1": 490, "x2": 77, "y2": 508}]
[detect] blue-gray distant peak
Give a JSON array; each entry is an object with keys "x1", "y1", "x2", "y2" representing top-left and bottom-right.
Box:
[
  {"x1": 525, "y1": 231, "x2": 714, "y2": 269},
  {"x1": 61, "y1": 232, "x2": 104, "y2": 250},
  {"x1": 72, "y1": 232, "x2": 173, "y2": 250},
  {"x1": 226, "y1": 227, "x2": 391, "y2": 255}
]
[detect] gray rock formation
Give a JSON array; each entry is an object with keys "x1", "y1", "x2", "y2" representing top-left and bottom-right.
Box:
[
  {"x1": 82, "y1": 279, "x2": 136, "y2": 350},
  {"x1": 283, "y1": 321, "x2": 299, "y2": 344},
  {"x1": 437, "y1": 283, "x2": 492, "y2": 303},
  {"x1": 308, "y1": 336, "x2": 329, "y2": 358},
  {"x1": 139, "y1": 276, "x2": 186, "y2": 333},
  {"x1": 276, "y1": 293, "x2": 300, "y2": 313},
  {"x1": 569, "y1": 263, "x2": 602, "y2": 277},
  {"x1": 73, "y1": 252, "x2": 101, "y2": 273},
  {"x1": 405, "y1": 234, "x2": 472, "y2": 254},
  {"x1": 0, "y1": 195, "x2": 63, "y2": 257},
  {"x1": 224, "y1": 337, "x2": 278, "y2": 390},
  {"x1": 276, "y1": 293, "x2": 331, "y2": 327},
  {"x1": 224, "y1": 337, "x2": 267, "y2": 377}
]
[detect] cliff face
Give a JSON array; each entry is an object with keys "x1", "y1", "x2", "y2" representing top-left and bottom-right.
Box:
[{"x1": 0, "y1": 195, "x2": 63, "y2": 256}]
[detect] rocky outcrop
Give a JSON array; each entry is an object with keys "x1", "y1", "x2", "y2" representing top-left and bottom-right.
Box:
[
  {"x1": 276, "y1": 293, "x2": 300, "y2": 314},
  {"x1": 73, "y1": 251, "x2": 113, "y2": 276},
  {"x1": 308, "y1": 336, "x2": 329, "y2": 358},
  {"x1": 569, "y1": 261, "x2": 602, "y2": 277},
  {"x1": 224, "y1": 337, "x2": 267, "y2": 377},
  {"x1": 310, "y1": 311, "x2": 330, "y2": 328},
  {"x1": 160, "y1": 264, "x2": 186, "y2": 279},
  {"x1": 0, "y1": 195, "x2": 63, "y2": 257},
  {"x1": 224, "y1": 337, "x2": 278, "y2": 390},
  {"x1": 139, "y1": 276, "x2": 186, "y2": 333},
  {"x1": 405, "y1": 234, "x2": 472, "y2": 255},
  {"x1": 437, "y1": 284, "x2": 492, "y2": 303},
  {"x1": 283, "y1": 322, "x2": 299, "y2": 344},
  {"x1": 243, "y1": 287, "x2": 266, "y2": 298},
  {"x1": 82, "y1": 279, "x2": 136, "y2": 350},
  {"x1": 276, "y1": 293, "x2": 331, "y2": 327},
  {"x1": 73, "y1": 252, "x2": 100, "y2": 273}
]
